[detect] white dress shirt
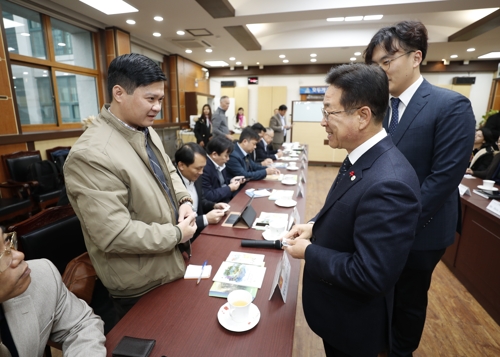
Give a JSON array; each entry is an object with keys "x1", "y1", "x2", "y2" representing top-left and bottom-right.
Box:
[{"x1": 388, "y1": 75, "x2": 423, "y2": 126}]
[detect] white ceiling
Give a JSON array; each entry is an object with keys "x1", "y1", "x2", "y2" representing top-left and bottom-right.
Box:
[{"x1": 45, "y1": 0, "x2": 500, "y2": 68}]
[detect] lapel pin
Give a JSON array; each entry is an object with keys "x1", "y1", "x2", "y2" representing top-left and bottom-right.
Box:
[{"x1": 349, "y1": 171, "x2": 356, "y2": 181}]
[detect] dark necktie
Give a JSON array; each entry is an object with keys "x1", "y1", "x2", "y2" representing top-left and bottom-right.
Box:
[
  {"x1": 332, "y1": 156, "x2": 352, "y2": 190},
  {"x1": 389, "y1": 97, "x2": 400, "y2": 136},
  {"x1": 144, "y1": 131, "x2": 179, "y2": 221},
  {"x1": 0, "y1": 305, "x2": 17, "y2": 357},
  {"x1": 217, "y1": 169, "x2": 226, "y2": 187},
  {"x1": 244, "y1": 156, "x2": 250, "y2": 171}
]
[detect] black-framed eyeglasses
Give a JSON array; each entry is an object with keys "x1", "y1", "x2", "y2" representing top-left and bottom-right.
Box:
[
  {"x1": 0, "y1": 232, "x2": 17, "y2": 274},
  {"x1": 321, "y1": 107, "x2": 377, "y2": 120},
  {"x1": 374, "y1": 50, "x2": 415, "y2": 70}
]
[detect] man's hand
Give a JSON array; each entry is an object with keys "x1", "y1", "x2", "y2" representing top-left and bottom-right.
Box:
[
  {"x1": 214, "y1": 202, "x2": 229, "y2": 210},
  {"x1": 199, "y1": 141, "x2": 205, "y2": 147},
  {"x1": 178, "y1": 203, "x2": 194, "y2": 222},
  {"x1": 206, "y1": 209, "x2": 225, "y2": 224},
  {"x1": 283, "y1": 223, "x2": 313, "y2": 240},
  {"x1": 265, "y1": 167, "x2": 281, "y2": 175},
  {"x1": 276, "y1": 151, "x2": 283, "y2": 158},
  {"x1": 177, "y1": 212, "x2": 197, "y2": 243},
  {"x1": 285, "y1": 125, "x2": 292, "y2": 129},
  {"x1": 229, "y1": 179, "x2": 241, "y2": 192},
  {"x1": 285, "y1": 238, "x2": 311, "y2": 259},
  {"x1": 261, "y1": 158, "x2": 273, "y2": 166},
  {"x1": 225, "y1": 134, "x2": 233, "y2": 140},
  {"x1": 465, "y1": 168, "x2": 473, "y2": 175}
]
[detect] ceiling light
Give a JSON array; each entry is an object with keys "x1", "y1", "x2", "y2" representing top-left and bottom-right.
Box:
[
  {"x1": 204, "y1": 61, "x2": 229, "y2": 67},
  {"x1": 79, "y1": 0, "x2": 138, "y2": 15},
  {"x1": 58, "y1": 42, "x2": 66, "y2": 47},
  {"x1": 310, "y1": 59, "x2": 317, "y2": 63},
  {"x1": 20, "y1": 32, "x2": 30, "y2": 37},
  {"x1": 310, "y1": 53, "x2": 317, "y2": 57},
  {"x1": 478, "y1": 52, "x2": 500, "y2": 59},
  {"x1": 3, "y1": 18, "x2": 24, "y2": 29},
  {"x1": 327, "y1": 17, "x2": 344, "y2": 22},
  {"x1": 126, "y1": 19, "x2": 136, "y2": 25},
  {"x1": 467, "y1": 48, "x2": 475, "y2": 52},
  {"x1": 279, "y1": 54, "x2": 286, "y2": 58},
  {"x1": 8, "y1": 47, "x2": 15, "y2": 51},
  {"x1": 283, "y1": 59, "x2": 289, "y2": 63},
  {"x1": 363, "y1": 15, "x2": 383, "y2": 21},
  {"x1": 229, "y1": 57, "x2": 235, "y2": 61},
  {"x1": 350, "y1": 57, "x2": 357, "y2": 61},
  {"x1": 177, "y1": 30, "x2": 185, "y2": 35},
  {"x1": 185, "y1": 49, "x2": 192, "y2": 53},
  {"x1": 236, "y1": 61, "x2": 242, "y2": 65},
  {"x1": 345, "y1": 16, "x2": 363, "y2": 22},
  {"x1": 23, "y1": 72, "x2": 28, "y2": 75},
  {"x1": 354, "y1": 52, "x2": 361, "y2": 56},
  {"x1": 154, "y1": 16, "x2": 163, "y2": 21},
  {"x1": 42, "y1": 74, "x2": 48, "y2": 77},
  {"x1": 153, "y1": 32, "x2": 161, "y2": 37},
  {"x1": 450, "y1": 54, "x2": 458, "y2": 58},
  {"x1": 201, "y1": 67, "x2": 208, "y2": 72},
  {"x1": 256, "y1": 62, "x2": 260, "y2": 65},
  {"x1": 205, "y1": 48, "x2": 213, "y2": 53},
  {"x1": 244, "y1": 66, "x2": 248, "y2": 70}
]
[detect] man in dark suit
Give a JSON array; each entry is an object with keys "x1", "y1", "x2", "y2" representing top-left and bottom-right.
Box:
[
  {"x1": 202, "y1": 135, "x2": 243, "y2": 203},
  {"x1": 285, "y1": 63, "x2": 421, "y2": 357},
  {"x1": 175, "y1": 143, "x2": 229, "y2": 240},
  {"x1": 256, "y1": 127, "x2": 283, "y2": 162},
  {"x1": 364, "y1": 21, "x2": 475, "y2": 357},
  {"x1": 225, "y1": 127, "x2": 280, "y2": 181},
  {"x1": 250, "y1": 123, "x2": 274, "y2": 165},
  {"x1": 269, "y1": 104, "x2": 292, "y2": 150}
]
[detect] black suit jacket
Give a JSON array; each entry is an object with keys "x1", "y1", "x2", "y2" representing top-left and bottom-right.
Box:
[
  {"x1": 226, "y1": 144, "x2": 267, "y2": 181},
  {"x1": 193, "y1": 117, "x2": 211, "y2": 146},
  {"x1": 255, "y1": 139, "x2": 277, "y2": 162},
  {"x1": 303, "y1": 136, "x2": 421, "y2": 356},
  {"x1": 201, "y1": 157, "x2": 233, "y2": 203}
]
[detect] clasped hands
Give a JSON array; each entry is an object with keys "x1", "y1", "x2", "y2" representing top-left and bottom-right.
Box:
[{"x1": 282, "y1": 223, "x2": 313, "y2": 259}]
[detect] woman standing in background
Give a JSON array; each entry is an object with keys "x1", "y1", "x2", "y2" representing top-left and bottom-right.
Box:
[
  {"x1": 235, "y1": 107, "x2": 246, "y2": 128},
  {"x1": 194, "y1": 104, "x2": 212, "y2": 147}
]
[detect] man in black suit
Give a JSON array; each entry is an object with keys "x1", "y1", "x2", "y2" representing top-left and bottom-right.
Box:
[
  {"x1": 285, "y1": 63, "x2": 421, "y2": 357},
  {"x1": 250, "y1": 123, "x2": 274, "y2": 166},
  {"x1": 256, "y1": 127, "x2": 283, "y2": 162},
  {"x1": 365, "y1": 21, "x2": 475, "y2": 357},
  {"x1": 175, "y1": 143, "x2": 229, "y2": 240}
]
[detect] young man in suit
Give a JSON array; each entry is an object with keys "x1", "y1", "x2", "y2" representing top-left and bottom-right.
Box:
[
  {"x1": 202, "y1": 135, "x2": 243, "y2": 203},
  {"x1": 175, "y1": 143, "x2": 229, "y2": 240},
  {"x1": 0, "y1": 227, "x2": 106, "y2": 357},
  {"x1": 225, "y1": 127, "x2": 280, "y2": 181},
  {"x1": 285, "y1": 63, "x2": 421, "y2": 357},
  {"x1": 269, "y1": 104, "x2": 292, "y2": 150},
  {"x1": 364, "y1": 21, "x2": 476, "y2": 357}
]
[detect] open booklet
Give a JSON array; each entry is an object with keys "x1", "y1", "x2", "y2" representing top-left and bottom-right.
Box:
[{"x1": 252, "y1": 212, "x2": 289, "y2": 230}]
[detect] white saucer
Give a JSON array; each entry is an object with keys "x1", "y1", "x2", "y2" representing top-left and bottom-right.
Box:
[
  {"x1": 275, "y1": 199, "x2": 297, "y2": 208},
  {"x1": 281, "y1": 157, "x2": 299, "y2": 161},
  {"x1": 478, "y1": 185, "x2": 498, "y2": 191},
  {"x1": 218, "y1": 302, "x2": 260, "y2": 332},
  {"x1": 287, "y1": 166, "x2": 299, "y2": 171},
  {"x1": 282, "y1": 179, "x2": 297, "y2": 185}
]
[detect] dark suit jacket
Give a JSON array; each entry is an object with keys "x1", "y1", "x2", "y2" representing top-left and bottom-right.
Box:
[
  {"x1": 303, "y1": 136, "x2": 421, "y2": 356},
  {"x1": 255, "y1": 139, "x2": 277, "y2": 162},
  {"x1": 201, "y1": 157, "x2": 233, "y2": 203},
  {"x1": 384, "y1": 79, "x2": 475, "y2": 250},
  {"x1": 193, "y1": 117, "x2": 211, "y2": 146},
  {"x1": 226, "y1": 144, "x2": 267, "y2": 181}
]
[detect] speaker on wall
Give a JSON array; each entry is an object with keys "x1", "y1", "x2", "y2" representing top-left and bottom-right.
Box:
[
  {"x1": 452, "y1": 77, "x2": 476, "y2": 85},
  {"x1": 221, "y1": 81, "x2": 236, "y2": 88}
]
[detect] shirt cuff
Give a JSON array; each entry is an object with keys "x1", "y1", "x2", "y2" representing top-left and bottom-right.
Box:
[{"x1": 203, "y1": 215, "x2": 208, "y2": 227}]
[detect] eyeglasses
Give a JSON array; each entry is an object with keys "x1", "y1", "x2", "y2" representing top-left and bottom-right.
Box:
[
  {"x1": 0, "y1": 232, "x2": 17, "y2": 274},
  {"x1": 374, "y1": 50, "x2": 415, "y2": 70},
  {"x1": 321, "y1": 107, "x2": 377, "y2": 120}
]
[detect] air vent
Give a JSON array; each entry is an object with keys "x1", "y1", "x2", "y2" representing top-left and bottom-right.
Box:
[
  {"x1": 172, "y1": 39, "x2": 212, "y2": 49},
  {"x1": 186, "y1": 28, "x2": 213, "y2": 36}
]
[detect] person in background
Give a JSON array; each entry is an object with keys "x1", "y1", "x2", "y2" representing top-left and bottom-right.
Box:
[
  {"x1": 466, "y1": 129, "x2": 498, "y2": 175},
  {"x1": 235, "y1": 107, "x2": 246, "y2": 128},
  {"x1": 483, "y1": 111, "x2": 500, "y2": 140},
  {"x1": 202, "y1": 135, "x2": 243, "y2": 203},
  {"x1": 269, "y1": 104, "x2": 292, "y2": 150},
  {"x1": 212, "y1": 96, "x2": 232, "y2": 140},
  {"x1": 364, "y1": 21, "x2": 475, "y2": 357},
  {"x1": 0, "y1": 227, "x2": 106, "y2": 357},
  {"x1": 226, "y1": 127, "x2": 280, "y2": 181},
  {"x1": 256, "y1": 127, "x2": 283, "y2": 162},
  {"x1": 194, "y1": 104, "x2": 212, "y2": 148},
  {"x1": 471, "y1": 127, "x2": 496, "y2": 156},
  {"x1": 467, "y1": 135, "x2": 500, "y2": 177},
  {"x1": 250, "y1": 123, "x2": 273, "y2": 166}
]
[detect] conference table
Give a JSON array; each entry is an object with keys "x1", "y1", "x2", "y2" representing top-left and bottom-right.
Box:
[{"x1": 104, "y1": 149, "x2": 309, "y2": 357}]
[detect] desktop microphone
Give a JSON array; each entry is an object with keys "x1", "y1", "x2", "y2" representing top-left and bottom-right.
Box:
[{"x1": 241, "y1": 240, "x2": 283, "y2": 250}]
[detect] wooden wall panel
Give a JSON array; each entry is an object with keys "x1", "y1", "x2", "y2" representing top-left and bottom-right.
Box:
[
  {"x1": 258, "y1": 87, "x2": 273, "y2": 125},
  {"x1": 115, "y1": 29, "x2": 131, "y2": 56},
  {"x1": 234, "y1": 87, "x2": 249, "y2": 124},
  {"x1": 105, "y1": 29, "x2": 116, "y2": 68},
  {"x1": 0, "y1": 18, "x2": 18, "y2": 135},
  {"x1": 492, "y1": 80, "x2": 500, "y2": 110}
]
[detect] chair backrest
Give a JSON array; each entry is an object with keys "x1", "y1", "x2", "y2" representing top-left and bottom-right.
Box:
[
  {"x1": 46, "y1": 147, "x2": 71, "y2": 173},
  {"x1": 2, "y1": 150, "x2": 42, "y2": 182},
  {"x1": 8, "y1": 205, "x2": 87, "y2": 275}
]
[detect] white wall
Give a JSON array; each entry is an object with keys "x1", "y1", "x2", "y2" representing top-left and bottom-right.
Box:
[{"x1": 212, "y1": 71, "x2": 496, "y2": 125}]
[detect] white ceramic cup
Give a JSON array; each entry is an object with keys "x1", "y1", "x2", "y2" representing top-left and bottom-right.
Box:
[
  {"x1": 227, "y1": 289, "x2": 252, "y2": 323},
  {"x1": 288, "y1": 162, "x2": 297, "y2": 168},
  {"x1": 483, "y1": 180, "x2": 495, "y2": 189},
  {"x1": 265, "y1": 220, "x2": 286, "y2": 238}
]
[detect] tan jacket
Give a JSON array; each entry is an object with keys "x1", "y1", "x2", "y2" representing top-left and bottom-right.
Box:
[{"x1": 64, "y1": 105, "x2": 190, "y2": 298}]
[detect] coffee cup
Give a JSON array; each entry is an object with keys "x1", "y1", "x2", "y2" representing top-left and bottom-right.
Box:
[
  {"x1": 265, "y1": 220, "x2": 286, "y2": 238},
  {"x1": 227, "y1": 289, "x2": 252, "y2": 323},
  {"x1": 483, "y1": 180, "x2": 495, "y2": 189},
  {"x1": 288, "y1": 162, "x2": 297, "y2": 168}
]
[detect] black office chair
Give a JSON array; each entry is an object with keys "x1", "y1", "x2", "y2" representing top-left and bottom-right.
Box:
[{"x1": 0, "y1": 181, "x2": 34, "y2": 225}]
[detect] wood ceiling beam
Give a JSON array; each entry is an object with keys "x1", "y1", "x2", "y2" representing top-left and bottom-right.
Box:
[
  {"x1": 195, "y1": 0, "x2": 235, "y2": 18},
  {"x1": 449, "y1": 9, "x2": 500, "y2": 42}
]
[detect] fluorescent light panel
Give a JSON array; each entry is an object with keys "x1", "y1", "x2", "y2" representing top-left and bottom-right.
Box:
[
  {"x1": 478, "y1": 52, "x2": 500, "y2": 59},
  {"x1": 345, "y1": 16, "x2": 363, "y2": 21},
  {"x1": 79, "y1": 0, "x2": 138, "y2": 15},
  {"x1": 205, "y1": 61, "x2": 229, "y2": 67},
  {"x1": 364, "y1": 15, "x2": 383, "y2": 20},
  {"x1": 327, "y1": 17, "x2": 344, "y2": 22}
]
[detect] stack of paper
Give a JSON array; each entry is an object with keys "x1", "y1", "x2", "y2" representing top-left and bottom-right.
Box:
[{"x1": 184, "y1": 264, "x2": 212, "y2": 279}]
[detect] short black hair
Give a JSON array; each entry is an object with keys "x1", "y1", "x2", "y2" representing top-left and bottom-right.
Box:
[
  {"x1": 364, "y1": 21, "x2": 428, "y2": 63},
  {"x1": 107, "y1": 53, "x2": 167, "y2": 99},
  {"x1": 175, "y1": 142, "x2": 206, "y2": 166},
  {"x1": 278, "y1": 105, "x2": 287, "y2": 111},
  {"x1": 206, "y1": 135, "x2": 234, "y2": 155},
  {"x1": 325, "y1": 63, "x2": 388, "y2": 124},
  {"x1": 238, "y1": 127, "x2": 260, "y2": 143},
  {"x1": 251, "y1": 123, "x2": 266, "y2": 134}
]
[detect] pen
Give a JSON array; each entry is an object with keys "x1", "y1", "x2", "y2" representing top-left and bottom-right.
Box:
[{"x1": 197, "y1": 260, "x2": 208, "y2": 285}]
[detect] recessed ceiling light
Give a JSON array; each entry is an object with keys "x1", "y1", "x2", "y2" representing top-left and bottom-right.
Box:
[
  {"x1": 467, "y1": 48, "x2": 475, "y2": 52},
  {"x1": 229, "y1": 57, "x2": 235, "y2": 61},
  {"x1": 279, "y1": 54, "x2": 286, "y2": 58},
  {"x1": 350, "y1": 57, "x2": 357, "y2": 61},
  {"x1": 177, "y1": 30, "x2": 185, "y2": 35},
  {"x1": 206, "y1": 48, "x2": 213, "y2": 53},
  {"x1": 327, "y1": 17, "x2": 344, "y2": 22},
  {"x1": 478, "y1": 52, "x2": 500, "y2": 59},
  {"x1": 236, "y1": 61, "x2": 242, "y2": 65},
  {"x1": 310, "y1": 58, "x2": 317, "y2": 63},
  {"x1": 20, "y1": 32, "x2": 30, "y2": 37},
  {"x1": 79, "y1": 0, "x2": 138, "y2": 15},
  {"x1": 363, "y1": 15, "x2": 383, "y2": 21},
  {"x1": 3, "y1": 18, "x2": 24, "y2": 29},
  {"x1": 8, "y1": 47, "x2": 15, "y2": 51},
  {"x1": 23, "y1": 72, "x2": 28, "y2": 75},
  {"x1": 450, "y1": 54, "x2": 458, "y2": 58},
  {"x1": 354, "y1": 52, "x2": 361, "y2": 56},
  {"x1": 310, "y1": 53, "x2": 317, "y2": 57},
  {"x1": 58, "y1": 42, "x2": 66, "y2": 47},
  {"x1": 126, "y1": 19, "x2": 136, "y2": 25},
  {"x1": 256, "y1": 62, "x2": 260, "y2": 65},
  {"x1": 154, "y1": 16, "x2": 163, "y2": 21},
  {"x1": 204, "y1": 61, "x2": 229, "y2": 67},
  {"x1": 153, "y1": 32, "x2": 161, "y2": 37},
  {"x1": 345, "y1": 16, "x2": 363, "y2": 22},
  {"x1": 283, "y1": 59, "x2": 289, "y2": 63},
  {"x1": 185, "y1": 49, "x2": 192, "y2": 54}
]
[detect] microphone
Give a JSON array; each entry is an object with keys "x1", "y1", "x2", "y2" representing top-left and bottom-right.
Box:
[{"x1": 241, "y1": 240, "x2": 283, "y2": 250}]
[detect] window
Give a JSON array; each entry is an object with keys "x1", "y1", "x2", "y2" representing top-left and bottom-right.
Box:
[
  {"x1": 55, "y1": 71, "x2": 98, "y2": 123},
  {"x1": 51, "y1": 18, "x2": 95, "y2": 69}
]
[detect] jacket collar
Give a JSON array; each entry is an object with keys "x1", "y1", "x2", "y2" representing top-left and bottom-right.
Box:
[{"x1": 3, "y1": 295, "x2": 40, "y2": 357}]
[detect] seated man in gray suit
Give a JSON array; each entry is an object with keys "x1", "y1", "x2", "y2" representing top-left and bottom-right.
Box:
[{"x1": 0, "y1": 227, "x2": 106, "y2": 357}]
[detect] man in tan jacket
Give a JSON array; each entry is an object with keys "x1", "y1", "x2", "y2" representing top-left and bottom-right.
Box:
[{"x1": 64, "y1": 53, "x2": 197, "y2": 319}]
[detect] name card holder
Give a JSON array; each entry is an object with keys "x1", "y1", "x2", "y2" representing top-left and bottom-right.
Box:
[{"x1": 269, "y1": 251, "x2": 292, "y2": 303}]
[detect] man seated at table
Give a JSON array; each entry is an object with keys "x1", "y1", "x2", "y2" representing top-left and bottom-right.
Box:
[
  {"x1": 202, "y1": 135, "x2": 243, "y2": 203},
  {"x1": 0, "y1": 227, "x2": 106, "y2": 357},
  {"x1": 175, "y1": 142, "x2": 230, "y2": 240},
  {"x1": 226, "y1": 127, "x2": 281, "y2": 182},
  {"x1": 250, "y1": 123, "x2": 274, "y2": 166},
  {"x1": 256, "y1": 127, "x2": 283, "y2": 162}
]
